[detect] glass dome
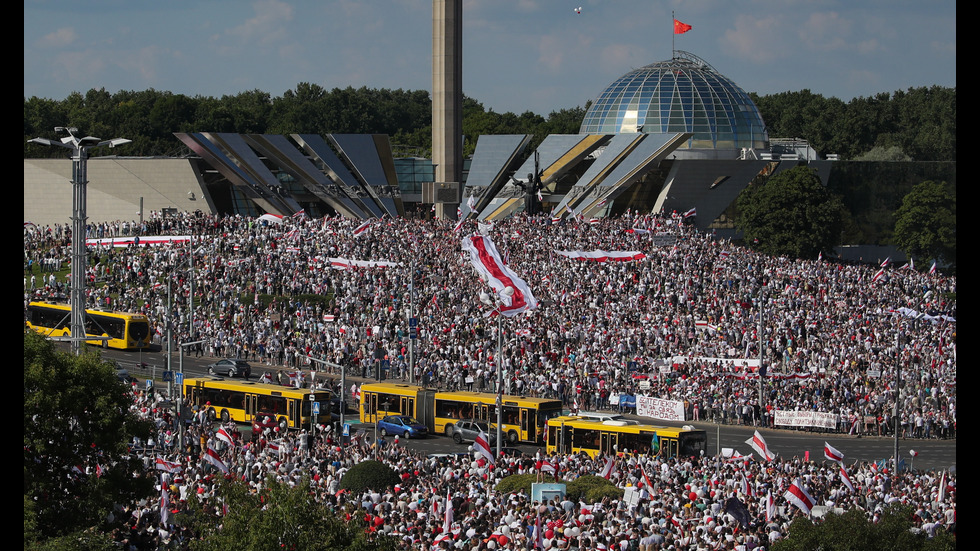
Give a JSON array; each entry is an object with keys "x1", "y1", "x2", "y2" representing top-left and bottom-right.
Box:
[{"x1": 579, "y1": 51, "x2": 768, "y2": 153}]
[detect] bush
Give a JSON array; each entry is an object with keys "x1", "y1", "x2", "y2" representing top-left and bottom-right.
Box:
[
  {"x1": 339, "y1": 460, "x2": 400, "y2": 494},
  {"x1": 495, "y1": 473, "x2": 538, "y2": 496},
  {"x1": 565, "y1": 475, "x2": 623, "y2": 503}
]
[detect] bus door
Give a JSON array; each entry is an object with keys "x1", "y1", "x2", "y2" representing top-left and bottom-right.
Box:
[
  {"x1": 245, "y1": 394, "x2": 258, "y2": 420},
  {"x1": 367, "y1": 393, "x2": 379, "y2": 422},
  {"x1": 600, "y1": 431, "x2": 618, "y2": 456},
  {"x1": 401, "y1": 396, "x2": 415, "y2": 418},
  {"x1": 287, "y1": 398, "x2": 300, "y2": 428},
  {"x1": 519, "y1": 408, "x2": 531, "y2": 442},
  {"x1": 473, "y1": 403, "x2": 491, "y2": 422}
]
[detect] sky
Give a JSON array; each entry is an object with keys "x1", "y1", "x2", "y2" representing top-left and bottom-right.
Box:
[{"x1": 24, "y1": 0, "x2": 956, "y2": 117}]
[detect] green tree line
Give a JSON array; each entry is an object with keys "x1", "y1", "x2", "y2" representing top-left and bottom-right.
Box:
[{"x1": 25, "y1": 84, "x2": 954, "y2": 161}]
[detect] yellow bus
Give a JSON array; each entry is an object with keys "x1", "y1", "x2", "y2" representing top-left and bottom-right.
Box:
[
  {"x1": 25, "y1": 301, "x2": 151, "y2": 350},
  {"x1": 358, "y1": 383, "x2": 564, "y2": 444},
  {"x1": 182, "y1": 377, "x2": 334, "y2": 429},
  {"x1": 545, "y1": 416, "x2": 708, "y2": 459}
]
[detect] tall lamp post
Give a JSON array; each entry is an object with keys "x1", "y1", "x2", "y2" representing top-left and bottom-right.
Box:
[{"x1": 28, "y1": 127, "x2": 131, "y2": 356}]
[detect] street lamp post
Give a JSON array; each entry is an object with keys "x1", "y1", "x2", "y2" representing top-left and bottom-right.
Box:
[{"x1": 28, "y1": 127, "x2": 131, "y2": 356}]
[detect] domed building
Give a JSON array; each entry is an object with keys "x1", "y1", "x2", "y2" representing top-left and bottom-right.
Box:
[{"x1": 579, "y1": 50, "x2": 768, "y2": 159}]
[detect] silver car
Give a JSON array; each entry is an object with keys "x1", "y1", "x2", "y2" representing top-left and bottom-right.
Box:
[
  {"x1": 449, "y1": 419, "x2": 498, "y2": 445},
  {"x1": 207, "y1": 358, "x2": 252, "y2": 378}
]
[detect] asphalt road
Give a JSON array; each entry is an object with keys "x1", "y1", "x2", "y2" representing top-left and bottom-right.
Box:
[{"x1": 100, "y1": 345, "x2": 956, "y2": 473}]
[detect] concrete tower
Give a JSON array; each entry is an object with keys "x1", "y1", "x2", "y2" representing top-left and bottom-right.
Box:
[{"x1": 432, "y1": 0, "x2": 462, "y2": 218}]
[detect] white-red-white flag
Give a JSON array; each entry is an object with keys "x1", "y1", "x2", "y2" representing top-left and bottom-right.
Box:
[
  {"x1": 839, "y1": 465, "x2": 855, "y2": 492},
  {"x1": 765, "y1": 490, "x2": 775, "y2": 523},
  {"x1": 784, "y1": 479, "x2": 816, "y2": 515},
  {"x1": 216, "y1": 428, "x2": 236, "y2": 447},
  {"x1": 600, "y1": 455, "x2": 617, "y2": 480},
  {"x1": 824, "y1": 442, "x2": 844, "y2": 463},
  {"x1": 352, "y1": 220, "x2": 372, "y2": 237},
  {"x1": 204, "y1": 446, "x2": 229, "y2": 474},
  {"x1": 155, "y1": 457, "x2": 183, "y2": 473},
  {"x1": 462, "y1": 234, "x2": 538, "y2": 318},
  {"x1": 533, "y1": 510, "x2": 544, "y2": 549},
  {"x1": 160, "y1": 474, "x2": 170, "y2": 525},
  {"x1": 746, "y1": 431, "x2": 776, "y2": 461},
  {"x1": 474, "y1": 430, "x2": 495, "y2": 464},
  {"x1": 434, "y1": 488, "x2": 454, "y2": 544}
]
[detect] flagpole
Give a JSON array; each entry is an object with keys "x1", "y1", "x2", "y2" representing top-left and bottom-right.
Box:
[{"x1": 672, "y1": 11, "x2": 675, "y2": 57}]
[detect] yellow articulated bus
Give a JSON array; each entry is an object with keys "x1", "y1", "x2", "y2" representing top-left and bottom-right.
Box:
[
  {"x1": 545, "y1": 415, "x2": 708, "y2": 459},
  {"x1": 25, "y1": 301, "x2": 151, "y2": 350},
  {"x1": 358, "y1": 382, "x2": 564, "y2": 444},
  {"x1": 182, "y1": 377, "x2": 334, "y2": 429}
]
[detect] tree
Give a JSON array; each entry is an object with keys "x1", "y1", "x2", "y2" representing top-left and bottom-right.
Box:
[
  {"x1": 339, "y1": 459, "x2": 400, "y2": 494},
  {"x1": 24, "y1": 330, "x2": 155, "y2": 542},
  {"x1": 893, "y1": 180, "x2": 956, "y2": 268},
  {"x1": 185, "y1": 476, "x2": 398, "y2": 551},
  {"x1": 735, "y1": 166, "x2": 846, "y2": 260},
  {"x1": 773, "y1": 504, "x2": 955, "y2": 551}
]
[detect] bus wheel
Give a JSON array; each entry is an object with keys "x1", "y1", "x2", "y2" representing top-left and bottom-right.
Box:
[
  {"x1": 207, "y1": 408, "x2": 216, "y2": 422},
  {"x1": 220, "y1": 410, "x2": 230, "y2": 423},
  {"x1": 444, "y1": 424, "x2": 455, "y2": 437},
  {"x1": 508, "y1": 430, "x2": 519, "y2": 444}
]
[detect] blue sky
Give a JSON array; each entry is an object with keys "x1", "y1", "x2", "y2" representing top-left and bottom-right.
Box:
[{"x1": 24, "y1": 0, "x2": 956, "y2": 116}]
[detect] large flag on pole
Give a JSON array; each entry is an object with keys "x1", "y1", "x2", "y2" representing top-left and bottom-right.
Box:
[
  {"x1": 746, "y1": 431, "x2": 776, "y2": 461},
  {"x1": 462, "y1": 234, "x2": 538, "y2": 317},
  {"x1": 784, "y1": 479, "x2": 816, "y2": 515},
  {"x1": 674, "y1": 18, "x2": 692, "y2": 34}
]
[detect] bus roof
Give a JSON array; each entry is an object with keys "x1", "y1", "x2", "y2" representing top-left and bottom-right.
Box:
[
  {"x1": 546, "y1": 415, "x2": 703, "y2": 435},
  {"x1": 183, "y1": 377, "x2": 331, "y2": 397}
]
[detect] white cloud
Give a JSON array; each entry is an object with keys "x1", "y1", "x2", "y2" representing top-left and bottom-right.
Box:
[{"x1": 38, "y1": 27, "x2": 77, "y2": 49}]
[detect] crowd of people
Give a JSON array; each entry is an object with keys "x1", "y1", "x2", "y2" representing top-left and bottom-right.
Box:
[
  {"x1": 25, "y1": 209, "x2": 956, "y2": 548},
  {"x1": 113, "y1": 381, "x2": 955, "y2": 550},
  {"x1": 24, "y1": 209, "x2": 956, "y2": 440}
]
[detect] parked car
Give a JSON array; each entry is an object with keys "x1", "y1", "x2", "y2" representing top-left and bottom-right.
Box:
[
  {"x1": 377, "y1": 415, "x2": 429, "y2": 439},
  {"x1": 207, "y1": 358, "x2": 252, "y2": 378},
  {"x1": 449, "y1": 419, "x2": 498, "y2": 445}
]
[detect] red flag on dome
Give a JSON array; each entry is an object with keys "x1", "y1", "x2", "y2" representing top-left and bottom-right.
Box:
[{"x1": 674, "y1": 19, "x2": 692, "y2": 34}]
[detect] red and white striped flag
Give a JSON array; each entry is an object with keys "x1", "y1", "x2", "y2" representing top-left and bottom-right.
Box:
[
  {"x1": 155, "y1": 457, "x2": 183, "y2": 473},
  {"x1": 204, "y1": 446, "x2": 229, "y2": 474},
  {"x1": 839, "y1": 465, "x2": 855, "y2": 492},
  {"x1": 824, "y1": 442, "x2": 844, "y2": 463},
  {"x1": 936, "y1": 471, "x2": 948, "y2": 503},
  {"x1": 352, "y1": 220, "x2": 372, "y2": 237},
  {"x1": 215, "y1": 428, "x2": 236, "y2": 447},
  {"x1": 600, "y1": 455, "x2": 617, "y2": 480},
  {"x1": 784, "y1": 479, "x2": 816, "y2": 515},
  {"x1": 434, "y1": 488, "x2": 454, "y2": 544},
  {"x1": 160, "y1": 474, "x2": 170, "y2": 525},
  {"x1": 474, "y1": 430, "x2": 495, "y2": 464},
  {"x1": 462, "y1": 234, "x2": 538, "y2": 318},
  {"x1": 640, "y1": 463, "x2": 655, "y2": 490},
  {"x1": 765, "y1": 490, "x2": 775, "y2": 523},
  {"x1": 745, "y1": 431, "x2": 776, "y2": 461}
]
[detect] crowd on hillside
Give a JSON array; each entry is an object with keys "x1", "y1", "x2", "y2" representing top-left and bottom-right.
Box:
[
  {"x1": 111, "y1": 382, "x2": 955, "y2": 550},
  {"x1": 24, "y1": 209, "x2": 956, "y2": 441}
]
